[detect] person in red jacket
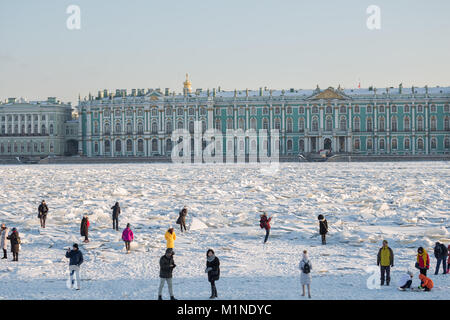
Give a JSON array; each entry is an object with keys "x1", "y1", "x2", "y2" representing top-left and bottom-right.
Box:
[
  {"x1": 259, "y1": 212, "x2": 272, "y2": 244},
  {"x1": 416, "y1": 247, "x2": 430, "y2": 276},
  {"x1": 80, "y1": 215, "x2": 90, "y2": 243}
]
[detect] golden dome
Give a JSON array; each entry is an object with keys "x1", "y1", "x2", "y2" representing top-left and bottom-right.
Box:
[{"x1": 183, "y1": 73, "x2": 192, "y2": 93}]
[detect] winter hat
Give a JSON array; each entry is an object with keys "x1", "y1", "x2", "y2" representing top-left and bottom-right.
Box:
[
  {"x1": 73, "y1": 243, "x2": 79, "y2": 249},
  {"x1": 165, "y1": 248, "x2": 174, "y2": 255},
  {"x1": 318, "y1": 214, "x2": 324, "y2": 220}
]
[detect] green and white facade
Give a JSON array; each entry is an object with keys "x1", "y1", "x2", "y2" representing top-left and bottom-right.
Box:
[{"x1": 78, "y1": 85, "x2": 450, "y2": 157}]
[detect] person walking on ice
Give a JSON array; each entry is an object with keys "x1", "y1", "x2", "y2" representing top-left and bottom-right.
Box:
[
  {"x1": 80, "y1": 215, "x2": 90, "y2": 243},
  {"x1": 377, "y1": 240, "x2": 394, "y2": 286},
  {"x1": 158, "y1": 248, "x2": 177, "y2": 300},
  {"x1": 38, "y1": 200, "x2": 49, "y2": 228},
  {"x1": 1, "y1": 224, "x2": 8, "y2": 259},
  {"x1": 7, "y1": 228, "x2": 21, "y2": 262},
  {"x1": 165, "y1": 228, "x2": 176, "y2": 249},
  {"x1": 205, "y1": 249, "x2": 220, "y2": 299},
  {"x1": 299, "y1": 250, "x2": 312, "y2": 298},
  {"x1": 318, "y1": 214, "x2": 328, "y2": 245},
  {"x1": 176, "y1": 206, "x2": 188, "y2": 233},
  {"x1": 433, "y1": 241, "x2": 448, "y2": 275},
  {"x1": 122, "y1": 223, "x2": 134, "y2": 254},
  {"x1": 397, "y1": 271, "x2": 414, "y2": 291},
  {"x1": 259, "y1": 212, "x2": 272, "y2": 244},
  {"x1": 65, "y1": 243, "x2": 83, "y2": 290},
  {"x1": 111, "y1": 202, "x2": 121, "y2": 231}
]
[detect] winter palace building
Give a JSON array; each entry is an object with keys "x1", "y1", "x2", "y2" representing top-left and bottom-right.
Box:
[{"x1": 77, "y1": 77, "x2": 450, "y2": 158}]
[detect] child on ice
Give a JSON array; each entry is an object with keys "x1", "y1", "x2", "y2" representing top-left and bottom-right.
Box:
[{"x1": 397, "y1": 271, "x2": 413, "y2": 291}]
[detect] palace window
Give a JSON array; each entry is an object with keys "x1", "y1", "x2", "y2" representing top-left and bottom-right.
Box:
[
  {"x1": 126, "y1": 109, "x2": 132, "y2": 117},
  {"x1": 298, "y1": 118, "x2": 305, "y2": 132},
  {"x1": 238, "y1": 107, "x2": 245, "y2": 116},
  {"x1": 152, "y1": 139, "x2": 158, "y2": 152},
  {"x1": 444, "y1": 137, "x2": 450, "y2": 149},
  {"x1": 115, "y1": 122, "x2": 121, "y2": 133},
  {"x1": 286, "y1": 118, "x2": 293, "y2": 133},
  {"x1": 299, "y1": 106, "x2": 305, "y2": 114},
  {"x1": 177, "y1": 121, "x2": 184, "y2": 129},
  {"x1": 354, "y1": 105, "x2": 360, "y2": 113},
  {"x1": 115, "y1": 109, "x2": 121, "y2": 117},
  {"x1": 340, "y1": 105, "x2": 346, "y2": 114},
  {"x1": 227, "y1": 119, "x2": 233, "y2": 130},
  {"x1": 166, "y1": 139, "x2": 172, "y2": 153},
  {"x1": 391, "y1": 116, "x2": 397, "y2": 132},
  {"x1": 417, "y1": 116, "x2": 424, "y2": 131},
  {"x1": 431, "y1": 137, "x2": 437, "y2": 149},
  {"x1": 104, "y1": 123, "x2": 110, "y2": 134},
  {"x1": 354, "y1": 138, "x2": 360, "y2": 150},
  {"x1": 93, "y1": 112, "x2": 98, "y2": 119},
  {"x1": 417, "y1": 138, "x2": 424, "y2": 150},
  {"x1": 152, "y1": 109, "x2": 158, "y2": 117},
  {"x1": 379, "y1": 105, "x2": 385, "y2": 113},
  {"x1": 250, "y1": 107, "x2": 257, "y2": 116},
  {"x1": 404, "y1": 117, "x2": 410, "y2": 131},
  {"x1": 215, "y1": 108, "x2": 221, "y2": 116},
  {"x1": 417, "y1": 105, "x2": 423, "y2": 113},
  {"x1": 379, "y1": 138, "x2": 385, "y2": 150},
  {"x1": 287, "y1": 106, "x2": 292, "y2": 114},
  {"x1": 275, "y1": 118, "x2": 281, "y2": 130},
  {"x1": 299, "y1": 139, "x2": 304, "y2": 152},
  {"x1": 326, "y1": 116, "x2": 332, "y2": 131},
  {"x1": 444, "y1": 117, "x2": 449, "y2": 131},
  {"x1": 404, "y1": 105, "x2": 410, "y2": 113},
  {"x1": 104, "y1": 109, "x2": 110, "y2": 117},
  {"x1": 367, "y1": 105, "x2": 372, "y2": 113},
  {"x1": 200, "y1": 107, "x2": 206, "y2": 116},
  {"x1": 262, "y1": 118, "x2": 269, "y2": 130},
  {"x1": 275, "y1": 107, "x2": 280, "y2": 115},
  {"x1": 105, "y1": 140, "x2": 111, "y2": 153},
  {"x1": 353, "y1": 117, "x2": 360, "y2": 132},
  {"x1": 404, "y1": 138, "x2": 410, "y2": 150},
  {"x1": 430, "y1": 105, "x2": 436, "y2": 113},
  {"x1": 391, "y1": 105, "x2": 397, "y2": 113},
  {"x1": 115, "y1": 140, "x2": 122, "y2": 152},
  {"x1": 41, "y1": 124, "x2": 46, "y2": 135},
  {"x1": 50, "y1": 124, "x2": 54, "y2": 135},
  {"x1": 312, "y1": 117, "x2": 319, "y2": 131},
  {"x1": 138, "y1": 122, "x2": 144, "y2": 134},
  {"x1": 152, "y1": 121, "x2": 158, "y2": 134},
  {"x1": 138, "y1": 139, "x2": 144, "y2": 152},
  {"x1": 263, "y1": 107, "x2": 269, "y2": 115},
  {"x1": 138, "y1": 109, "x2": 144, "y2": 117},
  {"x1": 188, "y1": 108, "x2": 195, "y2": 116},
  {"x1": 367, "y1": 138, "x2": 373, "y2": 150},
  {"x1": 339, "y1": 116, "x2": 346, "y2": 131},
  {"x1": 126, "y1": 122, "x2": 133, "y2": 134},
  {"x1": 177, "y1": 108, "x2": 184, "y2": 116},
  {"x1": 189, "y1": 121, "x2": 194, "y2": 134},
  {"x1": 126, "y1": 139, "x2": 133, "y2": 152},
  {"x1": 430, "y1": 116, "x2": 437, "y2": 131},
  {"x1": 392, "y1": 138, "x2": 398, "y2": 150},
  {"x1": 238, "y1": 118, "x2": 245, "y2": 130},
  {"x1": 287, "y1": 139, "x2": 293, "y2": 151},
  {"x1": 250, "y1": 118, "x2": 257, "y2": 130},
  {"x1": 215, "y1": 119, "x2": 221, "y2": 130},
  {"x1": 444, "y1": 105, "x2": 449, "y2": 113},
  {"x1": 94, "y1": 142, "x2": 99, "y2": 154},
  {"x1": 227, "y1": 107, "x2": 233, "y2": 116},
  {"x1": 326, "y1": 106, "x2": 332, "y2": 114},
  {"x1": 93, "y1": 122, "x2": 99, "y2": 134},
  {"x1": 312, "y1": 106, "x2": 319, "y2": 114},
  {"x1": 378, "y1": 117, "x2": 385, "y2": 132},
  {"x1": 165, "y1": 121, "x2": 172, "y2": 134}
]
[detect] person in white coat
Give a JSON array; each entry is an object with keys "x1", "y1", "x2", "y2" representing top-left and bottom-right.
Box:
[
  {"x1": 299, "y1": 250, "x2": 312, "y2": 298},
  {"x1": 1, "y1": 224, "x2": 7, "y2": 259},
  {"x1": 397, "y1": 271, "x2": 414, "y2": 291}
]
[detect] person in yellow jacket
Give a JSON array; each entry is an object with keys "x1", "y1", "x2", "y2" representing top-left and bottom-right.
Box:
[
  {"x1": 377, "y1": 240, "x2": 394, "y2": 286},
  {"x1": 165, "y1": 228, "x2": 176, "y2": 249}
]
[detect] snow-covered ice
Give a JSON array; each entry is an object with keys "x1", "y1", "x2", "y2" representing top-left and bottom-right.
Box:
[{"x1": 0, "y1": 162, "x2": 448, "y2": 300}]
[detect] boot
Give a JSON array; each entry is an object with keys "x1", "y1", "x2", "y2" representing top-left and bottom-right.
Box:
[
  {"x1": 158, "y1": 295, "x2": 163, "y2": 300},
  {"x1": 380, "y1": 280, "x2": 384, "y2": 286},
  {"x1": 170, "y1": 296, "x2": 177, "y2": 300},
  {"x1": 386, "y1": 280, "x2": 390, "y2": 286}
]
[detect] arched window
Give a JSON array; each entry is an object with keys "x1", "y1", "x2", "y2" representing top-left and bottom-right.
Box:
[
  {"x1": 126, "y1": 139, "x2": 133, "y2": 152},
  {"x1": 250, "y1": 118, "x2": 257, "y2": 130},
  {"x1": 340, "y1": 105, "x2": 346, "y2": 114},
  {"x1": 188, "y1": 121, "x2": 194, "y2": 134},
  {"x1": 391, "y1": 116, "x2": 397, "y2": 132},
  {"x1": 299, "y1": 139, "x2": 304, "y2": 152},
  {"x1": 127, "y1": 122, "x2": 133, "y2": 134},
  {"x1": 444, "y1": 137, "x2": 450, "y2": 149},
  {"x1": 404, "y1": 117, "x2": 410, "y2": 131},
  {"x1": 404, "y1": 138, "x2": 410, "y2": 150},
  {"x1": 430, "y1": 116, "x2": 437, "y2": 131},
  {"x1": 417, "y1": 116, "x2": 424, "y2": 131},
  {"x1": 152, "y1": 138, "x2": 158, "y2": 152},
  {"x1": 354, "y1": 138, "x2": 360, "y2": 150},
  {"x1": 326, "y1": 106, "x2": 332, "y2": 114},
  {"x1": 378, "y1": 117, "x2": 385, "y2": 131},
  {"x1": 105, "y1": 140, "x2": 111, "y2": 153},
  {"x1": 339, "y1": 116, "x2": 346, "y2": 131},
  {"x1": 115, "y1": 140, "x2": 122, "y2": 152},
  {"x1": 152, "y1": 121, "x2": 158, "y2": 134},
  {"x1": 137, "y1": 139, "x2": 144, "y2": 152},
  {"x1": 444, "y1": 117, "x2": 449, "y2": 131},
  {"x1": 137, "y1": 122, "x2": 144, "y2": 134},
  {"x1": 353, "y1": 117, "x2": 360, "y2": 131},
  {"x1": 312, "y1": 106, "x2": 319, "y2": 114},
  {"x1": 238, "y1": 118, "x2": 245, "y2": 130},
  {"x1": 379, "y1": 138, "x2": 385, "y2": 150},
  {"x1": 177, "y1": 121, "x2": 184, "y2": 129},
  {"x1": 274, "y1": 118, "x2": 281, "y2": 130},
  {"x1": 40, "y1": 142, "x2": 45, "y2": 152},
  {"x1": 367, "y1": 138, "x2": 373, "y2": 150},
  {"x1": 104, "y1": 123, "x2": 110, "y2": 134},
  {"x1": 41, "y1": 124, "x2": 46, "y2": 135},
  {"x1": 262, "y1": 118, "x2": 269, "y2": 130},
  {"x1": 299, "y1": 118, "x2": 305, "y2": 132},
  {"x1": 287, "y1": 139, "x2": 293, "y2": 151},
  {"x1": 166, "y1": 139, "x2": 172, "y2": 153},
  {"x1": 94, "y1": 142, "x2": 99, "y2": 154},
  {"x1": 431, "y1": 137, "x2": 437, "y2": 149},
  {"x1": 312, "y1": 117, "x2": 319, "y2": 131},
  {"x1": 227, "y1": 119, "x2": 233, "y2": 130},
  {"x1": 392, "y1": 138, "x2": 397, "y2": 149},
  {"x1": 417, "y1": 138, "x2": 424, "y2": 150},
  {"x1": 115, "y1": 122, "x2": 121, "y2": 133},
  {"x1": 287, "y1": 106, "x2": 292, "y2": 114},
  {"x1": 326, "y1": 116, "x2": 332, "y2": 131},
  {"x1": 286, "y1": 118, "x2": 293, "y2": 132},
  {"x1": 14, "y1": 143, "x2": 18, "y2": 153},
  {"x1": 215, "y1": 119, "x2": 222, "y2": 130},
  {"x1": 50, "y1": 124, "x2": 54, "y2": 135}
]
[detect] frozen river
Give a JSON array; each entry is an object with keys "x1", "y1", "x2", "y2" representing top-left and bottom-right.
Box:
[{"x1": 0, "y1": 162, "x2": 448, "y2": 299}]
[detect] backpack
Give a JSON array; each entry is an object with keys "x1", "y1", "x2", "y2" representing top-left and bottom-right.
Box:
[
  {"x1": 441, "y1": 244, "x2": 448, "y2": 257},
  {"x1": 302, "y1": 261, "x2": 311, "y2": 274}
]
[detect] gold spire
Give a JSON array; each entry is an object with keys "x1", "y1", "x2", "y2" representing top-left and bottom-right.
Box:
[{"x1": 183, "y1": 73, "x2": 192, "y2": 93}]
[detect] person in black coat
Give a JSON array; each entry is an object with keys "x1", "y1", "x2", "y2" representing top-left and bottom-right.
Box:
[
  {"x1": 65, "y1": 243, "x2": 84, "y2": 290},
  {"x1": 205, "y1": 249, "x2": 220, "y2": 299},
  {"x1": 434, "y1": 241, "x2": 448, "y2": 275},
  {"x1": 158, "y1": 248, "x2": 176, "y2": 300},
  {"x1": 7, "y1": 228, "x2": 20, "y2": 261},
  {"x1": 318, "y1": 214, "x2": 328, "y2": 245},
  {"x1": 80, "y1": 216, "x2": 90, "y2": 243},
  {"x1": 38, "y1": 200, "x2": 49, "y2": 228},
  {"x1": 176, "y1": 206, "x2": 187, "y2": 232},
  {"x1": 111, "y1": 202, "x2": 121, "y2": 231}
]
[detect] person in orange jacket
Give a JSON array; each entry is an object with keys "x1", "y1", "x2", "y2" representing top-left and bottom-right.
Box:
[
  {"x1": 418, "y1": 274, "x2": 433, "y2": 291},
  {"x1": 415, "y1": 247, "x2": 430, "y2": 276}
]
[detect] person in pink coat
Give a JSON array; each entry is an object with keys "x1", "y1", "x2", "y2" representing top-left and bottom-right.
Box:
[{"x1": 122, "y1": 223, "x2": 134, "y2": 254}]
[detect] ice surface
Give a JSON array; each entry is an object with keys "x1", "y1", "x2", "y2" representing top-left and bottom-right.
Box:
[{"x1": 0, "y1": 162, "x2": 448, "y2": 299}]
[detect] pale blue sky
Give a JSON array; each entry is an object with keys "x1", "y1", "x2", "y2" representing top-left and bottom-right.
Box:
[{"x1": 1, "y1": 0, "x2": 449, "y2": 104}]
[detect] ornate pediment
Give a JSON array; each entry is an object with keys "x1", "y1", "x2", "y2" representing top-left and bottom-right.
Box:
[
  {"x1": 309, "y1": 87, "x2": 349, "y2": 100},
  {"x1": 146, "y1": 90, "x2": 163, "y2": 101}
]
